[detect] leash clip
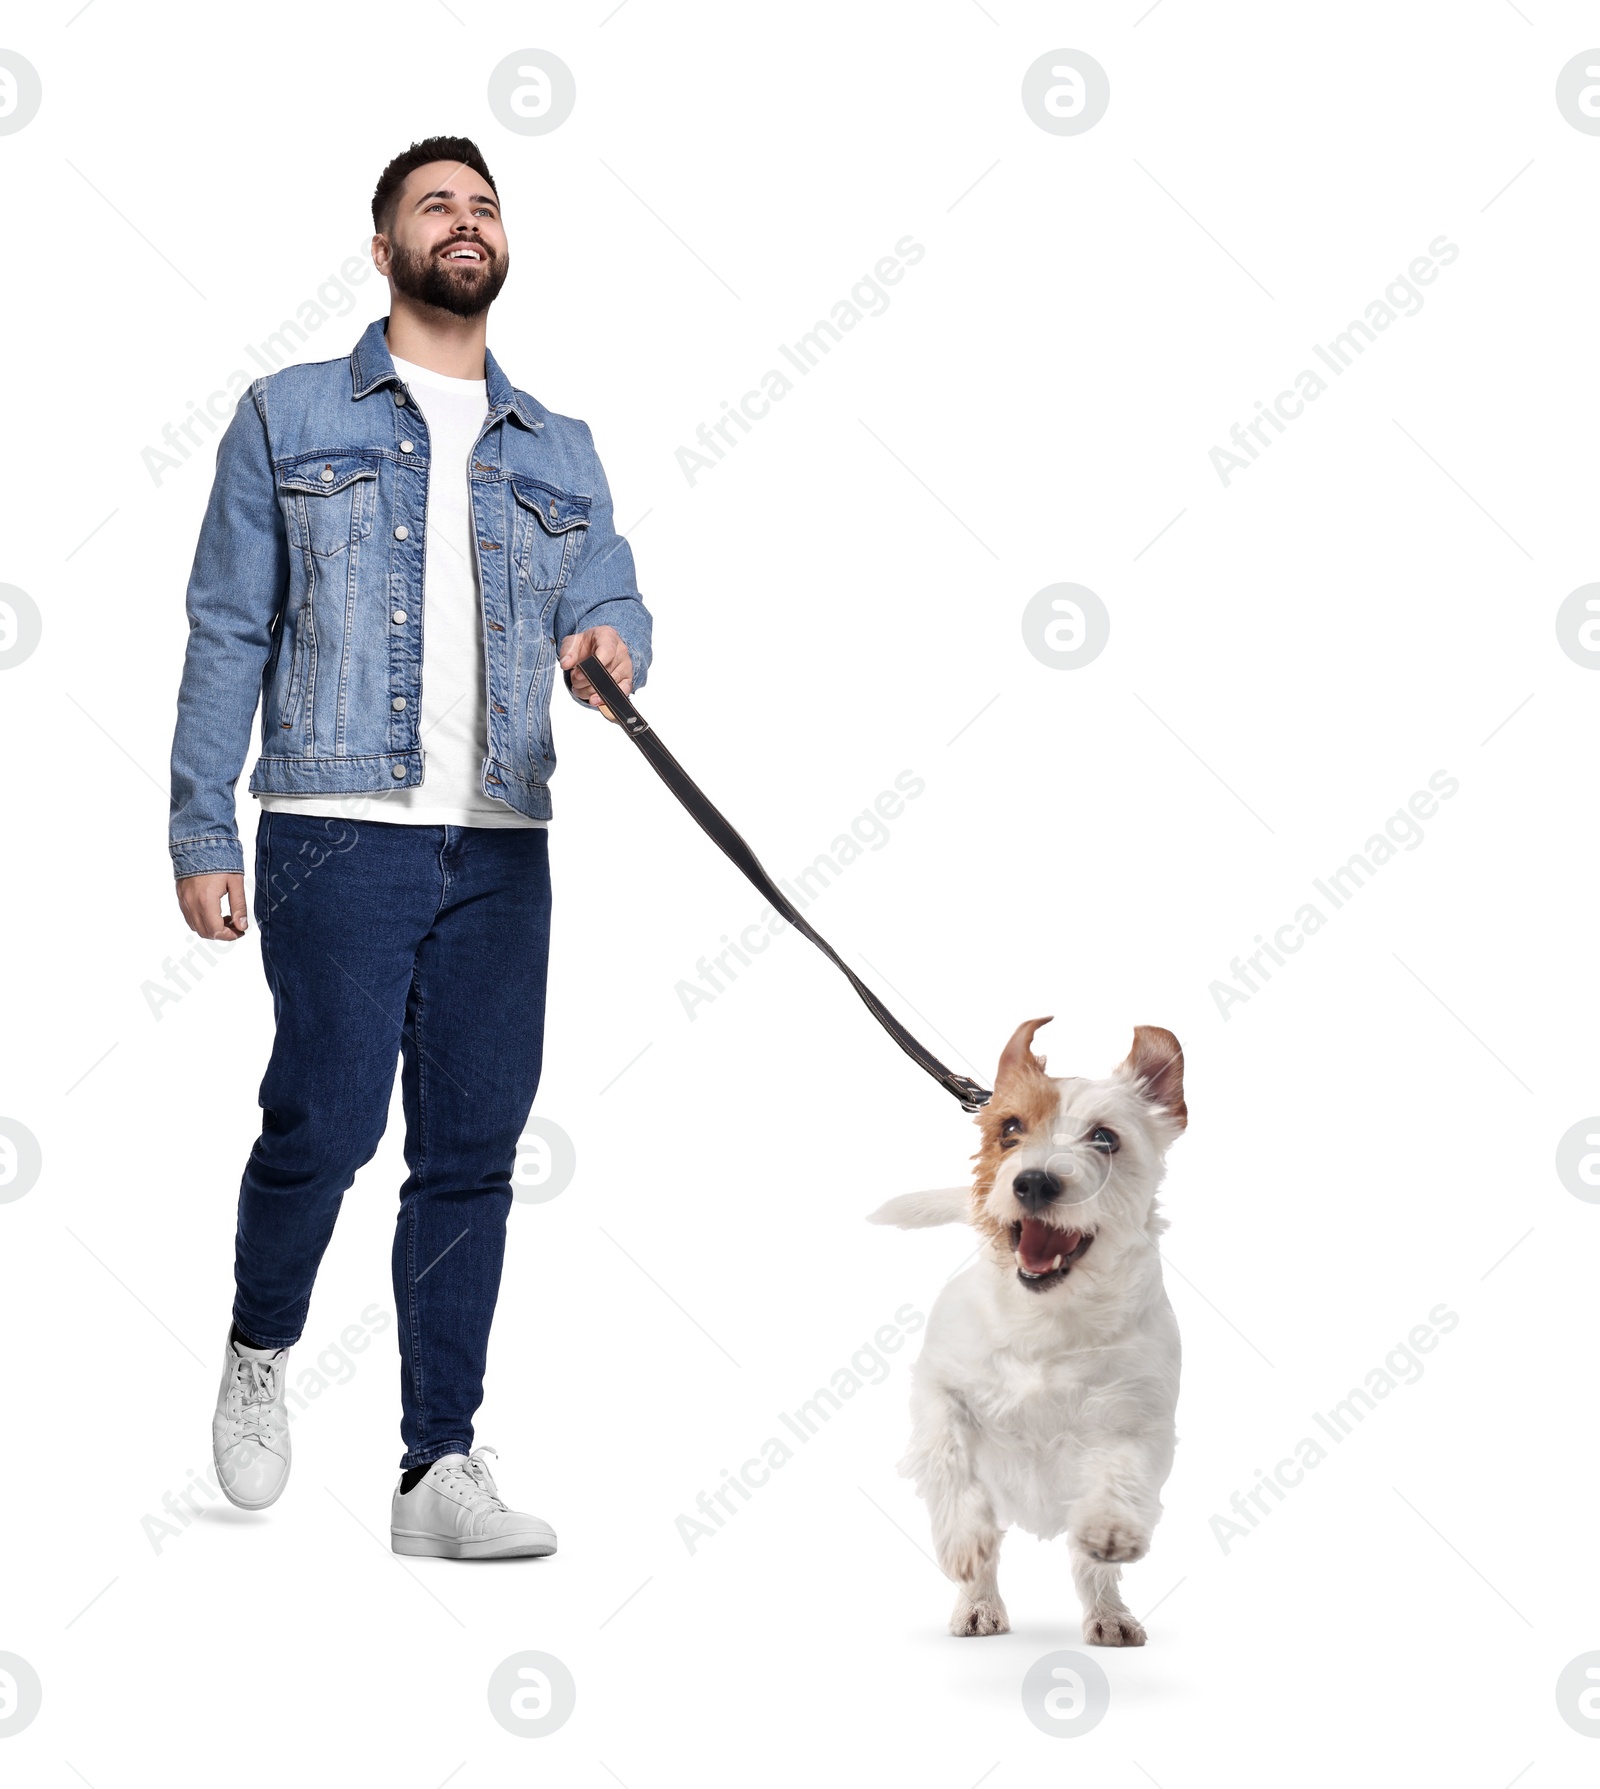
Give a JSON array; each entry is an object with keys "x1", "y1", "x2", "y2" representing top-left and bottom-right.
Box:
[{"x1": 948, "y1": 1075, "x2": 992, "y2": 1113}]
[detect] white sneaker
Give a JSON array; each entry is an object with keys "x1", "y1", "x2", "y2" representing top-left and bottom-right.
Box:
[
  {"x1": 211, "y1": 1330, "x2": 292, "y2": 1510},
  {"x1": 390, "y1": 1447, "x2": 557, "y2": 1559}
]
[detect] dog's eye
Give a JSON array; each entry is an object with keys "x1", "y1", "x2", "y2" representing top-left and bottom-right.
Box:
[
  {"x1": 1088, "y1": 1126, "x2": 1119, "y2": 1153},
  {"x1": 998, "y1": 1115, "x2": 1024, "y2": 1150}
]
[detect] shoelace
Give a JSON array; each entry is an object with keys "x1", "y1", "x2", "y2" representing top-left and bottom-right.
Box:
[
  {"x1": 439, "y1": 1446, "x2": 508, "y2": 1511},
  {"x1": 232, "y1": 1355, "x2": 281, "y2": 1442}
]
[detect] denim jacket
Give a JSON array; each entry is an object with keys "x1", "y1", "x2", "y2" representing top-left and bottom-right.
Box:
[{"x1": 168, "y1": 316, "x2": 652, "y2": 878}]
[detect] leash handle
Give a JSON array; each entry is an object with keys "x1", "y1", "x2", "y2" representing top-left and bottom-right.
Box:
[{"x1": 576, "y1": 655, "x2": 992, "y2": 1112}]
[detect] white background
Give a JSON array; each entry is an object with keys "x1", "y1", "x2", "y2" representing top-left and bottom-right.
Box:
[{"x1": 0, "y1": 1, "x2": 1593, "y2": 1782}]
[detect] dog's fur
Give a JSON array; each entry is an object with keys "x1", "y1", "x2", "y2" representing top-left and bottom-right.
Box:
[{"x1": 870, "y1": 1018, "x2": 1185, "y2": 1644}]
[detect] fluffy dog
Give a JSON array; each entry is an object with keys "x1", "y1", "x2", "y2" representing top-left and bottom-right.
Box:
[{"x1": 870, "y1": 1017, "x2": 1185, "y2": 1644}]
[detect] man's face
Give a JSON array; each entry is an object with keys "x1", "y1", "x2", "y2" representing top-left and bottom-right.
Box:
[{"x1": 380, "y1": 160, "x2": 509, "y2": 318}]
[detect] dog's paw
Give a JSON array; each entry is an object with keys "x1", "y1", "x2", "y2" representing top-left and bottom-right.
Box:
[
  {"x1": 1083, "y1": 1610, "x2": 1146, "y2": 1647},
  {"x1": 1074, "y1": 1519, "x2": 1150, "y2": 1564},
  {"x1": 950, "y1": 1594, "x2": 1010, "y2": 1637}
]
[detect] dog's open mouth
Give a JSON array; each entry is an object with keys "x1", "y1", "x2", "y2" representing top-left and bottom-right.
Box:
[{"x1": 1010, "y1": 1218, "x2": 1093, "y2": 1290}]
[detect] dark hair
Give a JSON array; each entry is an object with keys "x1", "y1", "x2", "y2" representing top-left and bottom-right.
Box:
[{"x1": 371, "y1": 136, "x2": 498, "y2": 237}]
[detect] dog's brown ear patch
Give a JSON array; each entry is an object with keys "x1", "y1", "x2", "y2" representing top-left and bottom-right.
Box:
[
  {"x1": 1118, "y1": 1026, "x2": 1186, "y2": 1128},
  {"x1": 996, "y1": 1016, "x2": 1054, "y2": 1089},
  {"x1": 970, "y1": 1017, "x2": 1060, "y2": 1240}
]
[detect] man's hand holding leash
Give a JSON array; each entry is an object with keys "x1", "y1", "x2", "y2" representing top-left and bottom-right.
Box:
[{"x1": 560, "y1": 624, "x2": 631, "y2": 720}]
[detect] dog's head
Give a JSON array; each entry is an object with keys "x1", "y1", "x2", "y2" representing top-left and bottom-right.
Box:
[{"x1": 971, "y1": 1018, "x2": 1186, "y2": 1293}]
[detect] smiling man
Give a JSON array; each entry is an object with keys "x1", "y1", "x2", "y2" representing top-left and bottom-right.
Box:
[{"x1": 167, "y1": 135, "x2": 651, "y2": 1557}]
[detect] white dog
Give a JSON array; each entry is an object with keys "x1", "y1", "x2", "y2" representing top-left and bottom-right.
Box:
[{"x1": 870, "y1": 1017, "x2": 1186, "y2": 1644}]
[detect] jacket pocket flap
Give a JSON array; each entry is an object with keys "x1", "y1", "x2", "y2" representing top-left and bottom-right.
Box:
[
  {"x1": 511, "y1": 477, "x2": 592, "y2": 533},
  {"x1": 277, "y1": 451, "x2": 381, "y2": 496}
]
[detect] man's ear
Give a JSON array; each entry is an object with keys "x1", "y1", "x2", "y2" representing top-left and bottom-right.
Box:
[
  {"x1": 1117, "y1": 1026, "x2": 1186, "y2": 1128},
  {"x1": 996, "y1": 1016, "x2": 1053, "y2": 1090}
]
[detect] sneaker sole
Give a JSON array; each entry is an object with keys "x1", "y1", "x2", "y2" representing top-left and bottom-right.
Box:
[{"x1": 391, "y1": 1527, "x2": 557, "y2": 1560}]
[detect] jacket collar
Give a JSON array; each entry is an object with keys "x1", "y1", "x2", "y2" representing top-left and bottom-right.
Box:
[{"x1": 349, "y1": 315, "x2": 542, "y2": 431}]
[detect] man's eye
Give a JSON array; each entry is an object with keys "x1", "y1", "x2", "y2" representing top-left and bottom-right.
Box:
[{"x1": 1088, "y1": 1126, "x2": 1119, "y2": 1153}]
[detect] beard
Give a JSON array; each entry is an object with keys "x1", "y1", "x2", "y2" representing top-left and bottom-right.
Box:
[{"x1": 388, "y1": 238, "x2": 509, "y2": 319}]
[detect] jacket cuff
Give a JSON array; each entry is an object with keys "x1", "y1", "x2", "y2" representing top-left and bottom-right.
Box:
[{"x1": 171, "y1": 837, "x2": 245, "y2": 879}]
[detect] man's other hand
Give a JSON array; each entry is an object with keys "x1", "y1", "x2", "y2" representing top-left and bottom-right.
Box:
[
  {"x1": 558, "y1": 625, "x2": 633, "y2": 718},
  {"x1": 177, "y1": 873, "x2": 249, "y2": 941}
]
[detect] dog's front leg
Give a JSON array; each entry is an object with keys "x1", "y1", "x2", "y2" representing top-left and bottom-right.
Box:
[
  {"x1": 1069, "y1": 1544, "x2": 1145, "y2": 1647},
  {"x1": 902, "y1": 1387, "x2": 1008, "y2": 1637},
  {"x1": 1066, "y1": 1436, "x2": 1168, "y2": 1646},
  {"x1": 1068, "y1": 1436, "x2": 1164, "y2": 1566}
]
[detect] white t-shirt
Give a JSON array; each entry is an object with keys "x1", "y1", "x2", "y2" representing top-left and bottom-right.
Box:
[{"x1": 259, "y1": 352, "x2": 546, "y2": 829}]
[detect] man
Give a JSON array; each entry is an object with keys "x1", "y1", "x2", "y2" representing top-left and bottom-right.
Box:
[{"x1": 168, "y1": 135, "x2": 650, "y2": 1558}]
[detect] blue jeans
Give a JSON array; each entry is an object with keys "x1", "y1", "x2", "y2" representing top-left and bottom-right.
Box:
[{"x1": 235, "y1": 811, "x2": 552, "y2": 1467}]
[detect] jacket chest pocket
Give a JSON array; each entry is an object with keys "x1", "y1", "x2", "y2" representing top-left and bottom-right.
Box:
[
  {"x1": 510, "y1": 477, "x2": 591, "y2": 591},
  {"x1": 277, "y1": 452, "x2": 381, "y2": 560}
]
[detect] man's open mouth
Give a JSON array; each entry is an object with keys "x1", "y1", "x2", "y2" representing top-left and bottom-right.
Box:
[
  {"x1": 1009, "y1": 1217, "x2": 1093, "y2": 1290},
  {"x1": 441, "y1": 244, "x2": 486, "y2": 263}
]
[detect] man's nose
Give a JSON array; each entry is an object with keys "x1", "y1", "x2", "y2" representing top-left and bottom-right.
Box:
[{"x1": 1012, "y1": 1168, "x2": 1061, "y2": 1212}]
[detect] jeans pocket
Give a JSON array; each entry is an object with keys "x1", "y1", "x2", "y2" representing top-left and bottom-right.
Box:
[{"x1": 253, "y1": 809, "x2": 274, "y2": 938}]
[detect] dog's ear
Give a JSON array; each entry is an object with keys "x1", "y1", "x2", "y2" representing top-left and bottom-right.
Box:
[
  {"x1": 1117, "y1": 1026, "x2": 1187, "y2": 1128},
  {"x1": 996, "y1": 1016, "x2": 1053, "y2": 1088}
]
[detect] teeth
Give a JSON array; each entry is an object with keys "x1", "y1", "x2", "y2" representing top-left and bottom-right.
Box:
[{"x1": 1050, "y1": 1255, "x2": 1063, "y2": 1270}]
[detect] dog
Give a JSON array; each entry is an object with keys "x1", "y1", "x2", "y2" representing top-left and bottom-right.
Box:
[{"x1": 869, "y1": 1017, "x2": 1185, "y2": 1644}]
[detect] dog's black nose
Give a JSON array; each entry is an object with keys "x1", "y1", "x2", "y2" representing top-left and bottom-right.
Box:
[{"x1": 1012, "y1": 1168, "x2": 1061, "y2": 1212}]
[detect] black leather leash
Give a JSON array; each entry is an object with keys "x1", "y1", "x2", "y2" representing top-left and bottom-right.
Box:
[{"x1": 577, "y1": 655, "x2": 992, "y2": 1112}]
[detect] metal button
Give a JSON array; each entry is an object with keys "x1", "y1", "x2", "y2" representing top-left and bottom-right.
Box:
[
  {"x1": 548, "y1": 501, "x2": 558, "y2": 520},
  {"x1": 400, "y1": 440, "x2": 414, "y2": 453},
  {"x1": 392, "y1": 608, "x2": 407, "y2": 624},
  {"x1": 393, "y1": 389, "x2": 407, "y2": 406},
  {"x1": 394, "y1": 525, "x2": 409, "y2": 540},
  {"x1": 392, "y1": 696, "x2": 407, "y2": 711},
  {"x1": 391, "y1": 764, "x2": 406, "y2": 779},
  {"x1": 320, "y1": 465, "x2": 334, "y2": 483}
]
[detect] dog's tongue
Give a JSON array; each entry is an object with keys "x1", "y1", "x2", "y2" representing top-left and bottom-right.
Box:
[{"x1": 1018, "y1": 1218, "x2": 1080, "y2": 1274}]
